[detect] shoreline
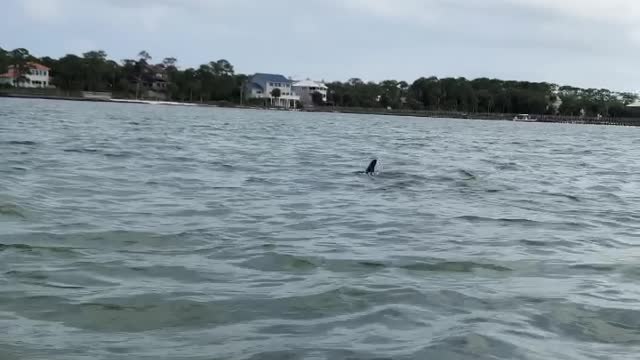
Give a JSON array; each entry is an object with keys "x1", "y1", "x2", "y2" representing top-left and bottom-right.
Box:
[{"x1": 2, "y1": 92, "x2": 639, "y2": 127}]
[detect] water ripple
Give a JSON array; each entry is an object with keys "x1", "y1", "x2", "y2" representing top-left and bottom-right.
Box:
[{"x1": 2, "y1": 98, "x2": 640, "y2": 359}]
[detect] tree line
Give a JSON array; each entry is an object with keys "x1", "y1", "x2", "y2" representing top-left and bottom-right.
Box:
[
  {"x1": 0, "y1": 47, "x2": 245, "y2": 103},
  {"x1": 327, "y1": 77, "x2": 639, "y2": 117},
  {"x1": 1, "y1": 47, "x2": 638, "y2": 117}
]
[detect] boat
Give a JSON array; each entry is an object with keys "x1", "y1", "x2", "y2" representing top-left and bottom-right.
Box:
[{"x1": 513, "y1": 114, "x2": 537, "y2": 122}]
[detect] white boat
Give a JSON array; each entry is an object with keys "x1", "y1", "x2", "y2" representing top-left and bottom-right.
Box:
[{"x1": 513, "y1": 114, "x2": 537, "y2": 122}]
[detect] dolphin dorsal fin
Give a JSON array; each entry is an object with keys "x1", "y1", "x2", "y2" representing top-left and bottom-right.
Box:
[{"x1": 366, "y1": 159, "x2": 377, "y2": 174}]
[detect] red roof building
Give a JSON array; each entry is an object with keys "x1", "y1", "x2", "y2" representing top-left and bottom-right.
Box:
[{"x1": 0, "y1": 62, "x2": 52, "y2": 88}]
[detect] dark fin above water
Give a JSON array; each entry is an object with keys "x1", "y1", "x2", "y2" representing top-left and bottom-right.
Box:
[{"x1": 366, "y1": 159, "x2": 377, "y2": 174}]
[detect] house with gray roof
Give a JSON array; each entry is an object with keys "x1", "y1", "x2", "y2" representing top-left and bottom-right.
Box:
[{"x1": 244, "y1": 73, "x2": 300, "y2": 108}]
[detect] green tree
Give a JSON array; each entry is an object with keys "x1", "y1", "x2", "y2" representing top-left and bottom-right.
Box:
[
  {"x1": 83, "y1": 50, "x2": 108, "y2": 91},
  {"x1": 133, "y1": 51, "x2": 153, "y2": 99},
  {"x1": 311, "y1": 91, "x2": 324, "y2": 105},
  {"x1": 53, "y1": 54, "x2": 85, "y2": 93},
  {"x1": 0, "y1": 47, "x2": 9, "y2": 73},
  {"x1": 10, "y1": 48, "x2": 33, "y2": 87},
  {"x1": 138, "y1": 50, "x2": 152, "y2": 63}
]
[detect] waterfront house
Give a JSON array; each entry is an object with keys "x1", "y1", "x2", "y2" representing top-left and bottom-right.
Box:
[
  {"x1": 245, "y1": 73, "x2": 300, "y2": 108},
  {"x1": 131, "y1": 64, "x2": 170, "y2": 100},
  {"x1": 292, "y1": 79, "x2": 327, "y2": 106},
  {"x1": 0, "y1": 62, "x2": 52, "y2": 88}
]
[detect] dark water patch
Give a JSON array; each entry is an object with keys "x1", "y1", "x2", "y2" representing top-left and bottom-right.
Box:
[
  {"x1": 128, "y1": 265, "x2": 214, "y2": 284},
  {"x1": 245, "y1": 350, "x2": 303, "y2": 360},
  {"x1": 400, "y1": 261, "x2": 512, "y2": 273},
  {"x1": 0, "y1": 230, "x2": 208, "y2": 252},
  {"x1": 569, "y1": 263, "x2": 617, "y2": 272},
  {"x1": 319, "y1": 259, "x2": 388, "y2": 274},
  {"x1": 458, "y1": 169, "x2": 476, "y2": 179},
  {"x1": 63, "y1": 148, "x2": 99, "y2": 154},
  {"x1": 456, "y1": 215, "x2": 590, "y2": 230},
  {"x1": 3, "y1": 140, "x2": 38, "y2": 146},
  {"x1": 457, "y1": 215, "x2": 541, "y2": 226},
  {"x1": 238, "y1": 253, "x2": 319, "y2": 273},
  {"x1": 529, "y1": 302, "x2": 640, "y2": 344},
  {"x1": 497, "y1": 162, "x2": 521, "y2": 171},
  {"x1": 519, "y1": 237, "x2": 578, "y2": 248},
  {"x1": 245, "y1": 176, "x2": 276, "y2": 184},
  {"x1": 0, "y1": 203, "x2": 26, "y2": 219},
  {"x1": 170, "y1": 207, "x2": 233, "y2": 218},
  {"x1": 4, "y1": 270, "x2": 48, "y2": 281},
  {"x1": 15, "y1": 287, "x2": 379, "y2": 332},
  {"x1": 103, "y1": 152, "x2": 134, "y2": 158},
  {"x1": 0, "y1": 243, "x2": 80, "y2": 256},
  {"x1": 410, "y1": 333, "x2": 524, "y2": 360},
  {"x1": 374, "y1": 172, "x2": 431, "y2": 183},
  {"x1": 539, "y1": 192, "x2": 581, "y2": 202}
]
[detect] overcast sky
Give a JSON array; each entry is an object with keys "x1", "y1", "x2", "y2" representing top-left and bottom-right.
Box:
[{"x1": 2, "y1": 0, "x2": 639, "y2": 91}]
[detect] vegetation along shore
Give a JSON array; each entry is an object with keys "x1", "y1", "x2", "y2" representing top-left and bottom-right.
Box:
[{"x1": 2, "y1": 47, "x2": 639, "y2": 122}]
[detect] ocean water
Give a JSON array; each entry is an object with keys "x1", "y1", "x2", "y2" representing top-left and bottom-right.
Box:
[{"x1": 1, "y1": 98, "x2": 640, "y2": 360}]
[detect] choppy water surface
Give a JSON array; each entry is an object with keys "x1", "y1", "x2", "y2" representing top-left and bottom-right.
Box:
[{"x1": 1, "y1": 98, "x2": 640, "y2": 359}]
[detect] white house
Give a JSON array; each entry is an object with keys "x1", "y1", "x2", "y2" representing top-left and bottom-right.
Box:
[
  {"x1": 293, "y1": 79, "x2": 328, "y2": 105},
  {"x1": 245, "y1": 73, "x2": 300, "y2": 108},
  {"x1": 0, "y1": 62, "x2": 52, "y2": 88}
]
